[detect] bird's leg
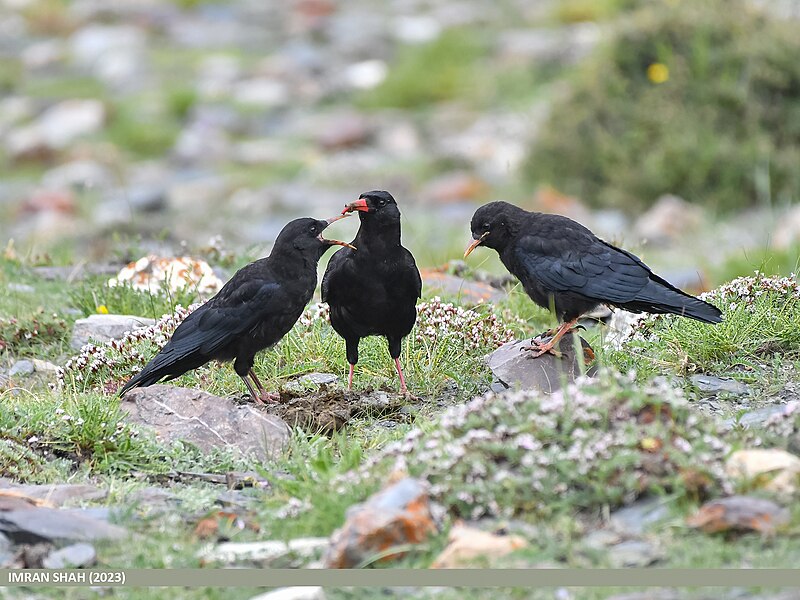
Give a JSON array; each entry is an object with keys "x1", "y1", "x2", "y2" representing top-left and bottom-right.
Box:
[
  {"x1": 522, "y1": 318, "x2": 580, "y2": 359},
  {"x1": 393, "y1": 358, "x2": 408, "y2": 394},
  {"x1": 248, "y1": 369, "x2": 280, "y2": 403},
  {"x1": 240, "y1": 375, "x2": 262, "y2": 404},
  {"x1": 347, "y1": 364, "x2": 355, "y2": 391}
]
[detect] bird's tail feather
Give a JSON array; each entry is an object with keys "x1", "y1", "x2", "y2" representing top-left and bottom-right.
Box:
[{"x1": 631, "y1": 279, "x2": 722, "y2": 323}]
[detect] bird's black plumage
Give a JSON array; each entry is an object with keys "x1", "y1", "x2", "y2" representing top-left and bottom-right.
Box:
[
  {"x1": 119, "y1": 217, "x2": 352, "y2": 401},
  {"x1": 322, "y1": 191, "x2": 422, "y2": 392},
  {"x1": 465, "y1": 201, "x2": 721, "y2": 355}
]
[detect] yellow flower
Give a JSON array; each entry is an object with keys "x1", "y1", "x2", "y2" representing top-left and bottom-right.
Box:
[
  {"x1": 96, "y1": 305, "x2": 109, "y2": 314},
  {"x1": 647, "y1": 62, "x2": 669, "y2": 84}
]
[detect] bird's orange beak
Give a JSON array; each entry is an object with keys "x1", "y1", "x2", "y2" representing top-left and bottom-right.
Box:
[
  {"x1": 464, "y1": 232, "x2": 489, "y2": 258},
  {"x1": 341, "y1": 198, "x2": 370, "y2": 215},
  {"x1": 320, "y1": 213, "x2": 356, "y2": 250}
]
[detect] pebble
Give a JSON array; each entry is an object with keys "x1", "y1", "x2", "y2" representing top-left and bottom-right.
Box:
[
  {"x1": 42, "y1": 543, "x2": 96, "y2": 569},
  {"x1": 9, "y1": 360, "x2": 34, "y2": 377},
  {"x1": 607, "y1": 539, "x2": 661, "y2": 567},
  {"x1": 691, "y1": 375, "x2": 750, "y2": 396},
  {"x1": 202, "y1": 537, "x2": 329, "y2": 566},
  {"x1": 609, "y1": 497, "x2": 672, "y2": 536}
]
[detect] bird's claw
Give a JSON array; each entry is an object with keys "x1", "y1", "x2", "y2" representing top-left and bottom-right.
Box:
[{"x1": 520, "y1": 336, "x2": 562, "y2": 359}]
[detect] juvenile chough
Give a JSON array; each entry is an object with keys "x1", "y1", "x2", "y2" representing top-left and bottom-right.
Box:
[
  {"x1": 322, "y1": 191, "x2": 422, "y2": 393},
  {"x1": 119, "y1": 216, "x2": 354, "y2": 402},
  {"x1": 464, "y1": 201, "x2": 722, "y2": 357}
]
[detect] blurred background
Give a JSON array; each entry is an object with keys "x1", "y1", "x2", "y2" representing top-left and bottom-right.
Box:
[{"x1": 0, "y1": 0, "x2": 799, "y2": 286}]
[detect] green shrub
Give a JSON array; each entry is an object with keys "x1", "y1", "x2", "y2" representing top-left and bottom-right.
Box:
[{"x1": 524, "y1": 0, "x2": 800, "y2": 212}]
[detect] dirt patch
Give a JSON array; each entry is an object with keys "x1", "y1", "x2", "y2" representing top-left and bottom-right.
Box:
[{"x1": 263, "y1": 386, "x2": 413, "y2": 434}]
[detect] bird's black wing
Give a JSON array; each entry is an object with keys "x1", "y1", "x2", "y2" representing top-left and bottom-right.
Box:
[
  {"x1": 400, "y1": 246, "x2": 423, "y2": 299},
  {"x1": 321, "y1": 247, "x2": 353, "y2": 304}
]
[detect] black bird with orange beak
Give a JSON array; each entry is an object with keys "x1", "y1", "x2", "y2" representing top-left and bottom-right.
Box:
[
  {"x1": 322, "y1": 190, "x2": 422, "y2": 393},
  {"x1": 465, "y1": 201, "x2": 722, "y2": 357},
  {"x1": 120, "y1": 215, "x2": 354, "y2": 403}
]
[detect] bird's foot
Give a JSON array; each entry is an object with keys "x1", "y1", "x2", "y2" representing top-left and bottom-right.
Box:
[
  {"x1": 537, "y1": 324, "x2": 585, "y2": 339},
  {"x1": 521, "y1": 337, "x2": 562, "y2": 359},
  {"x1": 259, "y1": 391, "x2": 281, "y2": 404}
]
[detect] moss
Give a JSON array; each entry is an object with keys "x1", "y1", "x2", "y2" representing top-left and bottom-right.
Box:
[{"x1": 524, "y1": 0, "x2": 800, "y2": 212}]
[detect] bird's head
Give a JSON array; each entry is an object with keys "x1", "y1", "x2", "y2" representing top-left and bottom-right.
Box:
[
  {"x1": 341, "y1": 190, "x2": 400, "y2": 224},
  {"x1": 276, "y1": 216, "x2": 355, "y2": 258},
  {"x1": 464, "y1": 201, "x2": 521, "y2": 257}
]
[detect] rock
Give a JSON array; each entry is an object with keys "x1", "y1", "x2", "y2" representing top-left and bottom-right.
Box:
[
  {"x1": 0, "y1": 483, "x2": 106, "y2": 507},
  {"x1": 248, "y1": 588, "x2": 326, "y2": 600},
  {"x1": 70, "y1": 314, "x2": 156, "y2": 350},
  {"x1": 487, "y1": 336, "x2": 596, "y2": 394},
  {"x1": 201, "y1": 537, "x2": 329, "y2": 566},
  {"x1": 14, "y1": 100, "x2": 106, "y2": 155},
  {"x1": 687, "y1": 496, "x2": 790, "y2": 535},
  {"x1": 420, "y1": 271, "x2": 506, "y2": 304},
  {"x1": 41, "y1": 160, "x2": 111, "y2": 192},
  {"x1": 726, "y1": 449, "x2": 800, "y2": 495},
  {"x1": 0, "y1": 508, "x2": 126, "y2": 544},
  {"x1": 723, "y1": 405, "x2": 789, "y2": 430},
  {"x1": 173, "y1": 123, "x2": 231, "y2": 166},
  {"x1": 324, "y1": 477, "x2": 437, "y2": 568},
  {"x1": 30, "y1": 359, "x2": 60, "y2": 374},
  {"x1": 233, "y1": 78, "x2": 289, "y2": 108},
  {"x1": 166, "y1": 174, "x2": 229, "y2": 213},
  {"x1": 607, "y1": 540, "x2": 661, "y2": 568},
  {"x1": 20, "y1": 188, "x2": 76, "y2": 215},
  {"x1": 314, "y1": 112, "x2": 372, "y2": 150},
  {"x1": 420, "y1": 171, "x2": 487, "y2": 204},
  {"x1": 21, "y1": 39, "x2": 65, "y2": 70},
  {"x1": 122, "y1": 385, "x2": 290, "y2": 460},
  {"x1": 343, "y1": 60, "x2": 387, "y2": 90},
  {"x1": 42, "y1": 543, "x2": 96, "y2": 568},
  {"x1": 0, "y1": 532, "x2": 12, "y2": 568},
  {"x1": 392, "y1": 15, "x2": 441, "y2": 44},
  {"x1": 7, "y1": 283, "x2": 34, "y2": 293},
  {"x1": 497, "y1": 24, "x2": 601, "y2": 65},
  {"x1": 284, "y1": 372, "x2": 338, "y2": 393},
  {"x1": 431, "y1": 522, "x2": 527, "y2": 568},
  {"x1": 9, "y1": 360, "x2": 34, "y2": 377},
  {"x1": 70, "y1": 24, "x2": 146, "y2": 88},
  {"x1": 609, "y1": 497, "x2": 672, "y2": 536},
  {"x1": 634, "y1": 194, "x2": 703, "y2": 245},
  {"x1": 582, "y1": 529, "x2": 621, "y2": 550},
  {"x1": 691, "y1": 375, "x2": 750, "y2": 396}
]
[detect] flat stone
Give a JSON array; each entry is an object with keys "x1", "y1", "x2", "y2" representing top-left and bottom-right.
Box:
[
  {"x1": 687, "y1": 496, "x2": 790, "y2": 535},
  {"x1": 607, "y1": 540, "x2": 661, "y2": 568},
  {"x1": 70, "y1": 313, "x2": 156, "y2": 350},
  {"x1": 582, "y1": 529, "x2": 621, "y2": 550},
  {"x1": 609, "y1": 497, "x2": 672, "y2": 536},
  {"x1": 248, "y1": 588, "x2": 326, "y2": 600},
  {"x1": 691, "y1": 375, "x2": 750, "y2": 396},
  {"x1": 122, "y1": 385, "x2": 290, "y2": 460},
  {"x1": 0, "y1": 508, "x2": 126, "y2": 544},
  {"x1": 284, "y1": 372, "x2": 338, "y2": 392},
  {"x1": 42, "y1": 543, "x2": 96, "y2": 569},
  {"x1": 487, "y1": 336, "x2": 596, "y2": 394},
  {"x1": 421, "y1": 271, "x2": 506, "y2": 304},
  {"x1": 0, "y1": 483, "x2": 106, "y2": 507},
  {"x1": 9, "y1": 360, "x2": 34, "y2": 377},
  {"x1": 202, "y1": 537, "x2": 329, "y2": 566}
]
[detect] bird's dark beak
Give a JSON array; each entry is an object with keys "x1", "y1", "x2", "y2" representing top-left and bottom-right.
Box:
[
  {"x1": 319, "y1": 214, "x2": 356, "y2": 250},
  {"x1": 341, "y1": 198, "x2": 370, "y2": 215},
  {"x1": 464, "y1": 231, "x2": 489, "y2": 258}
]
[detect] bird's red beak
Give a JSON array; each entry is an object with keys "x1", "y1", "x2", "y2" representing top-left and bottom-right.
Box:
[
  {"x1": 341, "y1": 198, "x2": 370, "y2": 215},
  {"x1": 464, "y1": 232, "x2": 489, "y2": 258},
  {"x1": 319, "y1": 213, "x2": 357, "y2": 250}
]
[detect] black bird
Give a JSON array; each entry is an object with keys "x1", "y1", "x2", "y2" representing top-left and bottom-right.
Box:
[
  {"x1": 119, "y1": 216, "x2": 354, "y2": 402},
  {"x1": 464, "y1": 201, "x2": 722, "y2": 357},
  {"x1": 322, "y1": 191, "x2": 422, "y2": 393}
]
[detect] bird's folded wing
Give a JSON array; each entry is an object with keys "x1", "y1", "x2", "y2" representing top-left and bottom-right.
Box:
[{"x1": 514, "y1": 235, "x2": 651, "y2": 303}]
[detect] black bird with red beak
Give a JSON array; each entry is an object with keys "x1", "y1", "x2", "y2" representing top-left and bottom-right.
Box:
[
  {"x1": 465, "y1": 201, "x2": 722, "y2": 357},
  {"x1": 120, "y1": 216, "x2": 354, "y2": 403},
  {"x1": 322, "y1": 190, "x2": 422, "y2": 393}
]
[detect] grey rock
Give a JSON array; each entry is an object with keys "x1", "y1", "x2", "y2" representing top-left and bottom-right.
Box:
[
  {"x1": 166, "y1": 174, "x2": 229, "y2": 212},
  {"x1": 722, "y1": 405, "x2": 788, "y2": 431},
  {"x1": 489, "y1": 380, "x2": 509, "y2": 394},
  {"x1": 30, "y1": 359, "x2": 59, "y2": 374},
  {"x1": 9, "y1": 360, "x2": 35, "y2": 377},
  {"x1": 0, "y1": 531, "x2": 12, "y2": 568},
  {"x1": 691, "y1": 375, "x2": 750, "y2": 396},
  {"x1": 70, "y1": 313, "x2": 156, "y2": 350},
  {"x1": 421, "y1": 271, "x2": 506, "y2": 304},
  {"x1": 69, "y1": 24, "x2": 146, "y2": 88},
  {"x1": 121, "y1": 385, "x2": 290, "y2": 460},
  {"x1": 42, "y1": 160, "x2": 111, "y2": 192},
  {"x1": 498, "y1": 24, "x2": 601, "y2": 65},
  {"x1": 583, "y1": 529, "x2": 621, "y2": 550},
  {"x1": 299, "y1": 373, "x2": 338, "y2": 386},
  {"x1": 233, "y1": 78, "x2": 290, "y2": 108},
  {"x1": 634, "y1": 194, "x2": 704, "y2": 245},
  {"x1": 0, "y1": 508, "x2": 126, "y2": 544},
  {"x1": 7, "y1": 100, "x2": 106, "y2": 158},
  {"x1": 609, "y1": 497, "x2": 672, "y2": 536},
  {"x1": 42, "y1": 543, "x2": 96, "y2": 569},
  {"x1": 7, "y1": 283, "x2": 34, "y2": 294},
  {"x1": 487, "y1": 336, "x2": 595, "y2": 394},
  {"x1": 607, "y1": 539, "x2": 661, "y2": 568},
  {"x1": 248, "y1": 587, "x2": 326, "y2": 600},
  {"x1": 202, "y1": 537, "x2": 329, "y2": 567},
  {"x1": 0, "y1": 483, "x2": 106, "y2": 507}
]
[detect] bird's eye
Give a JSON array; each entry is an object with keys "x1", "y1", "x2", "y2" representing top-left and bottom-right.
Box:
[
  {"x1": 309, "y1": 226, "x2": 317, "y2": 234},
  {"x1": 483, "y1": 222, "x2": 490, "y2": 231},
  {"x1": 378, "y1": 199, "x2": 386, "y2": 206}
]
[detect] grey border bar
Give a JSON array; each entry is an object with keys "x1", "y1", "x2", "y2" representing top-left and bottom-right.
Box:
[{"x1": 2, "y1": 569, "x2": 800, "y2": 587}]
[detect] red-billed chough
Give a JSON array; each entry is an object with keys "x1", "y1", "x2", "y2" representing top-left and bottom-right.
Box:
[
  {"x1": 322, "y1": 191, "x2": 422, "y2": 393},
  {"x1": 464, "y1": 201, "x2": 722, "y2": 357},
  {"x1": 119, "y1": 216, "x2": 354, "y2": 402}
]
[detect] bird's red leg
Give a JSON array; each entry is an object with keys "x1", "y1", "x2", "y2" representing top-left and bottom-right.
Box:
[
  {"x1": 248, "y1": 369, "x2": 279, "y2": 403},
  {"x1": 393, "y1": 358, "x2": 408, "y2": 394},
  {"x1": 522, "y1": 318, "x2": 580, "y2": 358},
  {"x1": 347, "y1": 364, "x2": 355, "y2": 391},
  {"x1": 241, "y1": 375, "x2": 262, "y2": 404}
]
